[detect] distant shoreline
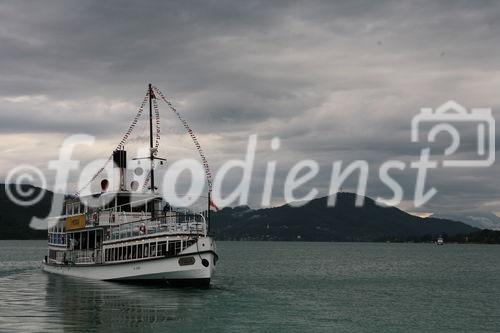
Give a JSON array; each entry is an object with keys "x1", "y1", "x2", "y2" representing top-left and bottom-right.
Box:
[{"x1": 2, "y1": 237, "x2": 499, "y2": 244}]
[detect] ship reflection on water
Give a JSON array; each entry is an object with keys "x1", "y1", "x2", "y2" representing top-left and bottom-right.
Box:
[{"x1": 44, "y1": 274, "x2": 210, "y2": 332}]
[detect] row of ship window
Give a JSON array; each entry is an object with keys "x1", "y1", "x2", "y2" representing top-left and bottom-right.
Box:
[
  {"x1": 48, "y1": 233, "x2": 66, "y2": 245},
  {"x1": 49, "y1": 230, "x2": 102, "y2": 250},
  {"x1": 104, "y1": 239, "x2": 196, "y2": 262}
]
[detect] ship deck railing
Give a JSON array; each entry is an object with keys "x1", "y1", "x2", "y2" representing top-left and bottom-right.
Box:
[{"x1": 104, "y1": 214, "x2": 207, "y2": 242}]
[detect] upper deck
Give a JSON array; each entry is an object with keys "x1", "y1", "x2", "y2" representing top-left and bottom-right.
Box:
[{"x1": 48, "y1": 191, "x2": 208, "y2": 246}]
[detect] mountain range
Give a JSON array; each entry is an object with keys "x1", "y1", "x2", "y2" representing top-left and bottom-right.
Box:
[
  {"x1": 210, "y1": 193, "x2": 478, "y2": 241},
  {"x1": 435, "y1": 211, "x2": 500, "y2": 231},
  {"x1": 0, "y1": 184, "x2": 54, "y2": 239}
]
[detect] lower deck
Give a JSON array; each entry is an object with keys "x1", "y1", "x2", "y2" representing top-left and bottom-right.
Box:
[{"x1": 47, "y1": 233, "x2": 215, "y2": 266}]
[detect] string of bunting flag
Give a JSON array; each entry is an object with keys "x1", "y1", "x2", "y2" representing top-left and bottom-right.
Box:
[
  {"x1": 152, "y1": 86, "x2": 213, "y2": 191},
  {"x1": 74, "y1": 86, "x2": 213, "y2": 198},
  {"x1": 153, "y1": 95, "x2": 161, "y2": 150},
  {"x1": 74, "y1": 90, "x2": 149, "y2": 196}
]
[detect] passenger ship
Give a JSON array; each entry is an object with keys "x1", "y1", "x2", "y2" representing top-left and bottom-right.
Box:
[{"x1": 43, "y1": 84, "x2": 218, "y2": 287}]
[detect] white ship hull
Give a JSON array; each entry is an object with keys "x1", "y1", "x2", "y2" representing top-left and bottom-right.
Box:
[{"x1": 43, "y1": 238, "x2": 217, "y2": 287}]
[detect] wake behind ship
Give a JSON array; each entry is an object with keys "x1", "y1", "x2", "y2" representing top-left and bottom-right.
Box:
[{"x1": 43, "y1": 84, "x2": 218, "y2": 287}]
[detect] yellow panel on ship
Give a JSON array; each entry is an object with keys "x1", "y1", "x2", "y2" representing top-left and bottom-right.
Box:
[{"x1": 65, "y1": 215, "x2": 86, "y2": 231}]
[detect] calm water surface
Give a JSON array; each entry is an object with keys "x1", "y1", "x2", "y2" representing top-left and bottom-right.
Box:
[{"x1": 0, "y1": 240, "x2": 499, "y2": 332}]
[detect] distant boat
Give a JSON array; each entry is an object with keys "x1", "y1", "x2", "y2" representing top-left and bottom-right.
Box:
[
  {"x1": 436, "y1": 236, "x2": 444, "y2": 245},
  {"x1": 43, "y1": 84, "x2": 218, "y2": 287}
]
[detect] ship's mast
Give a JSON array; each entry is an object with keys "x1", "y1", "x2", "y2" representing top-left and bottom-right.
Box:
[
  {"x1": 133, "y1": 84, "x2": 165, "y2": 195},
  {"x1": 148, "y1": 83, "x2": 155, "y2": 193}
]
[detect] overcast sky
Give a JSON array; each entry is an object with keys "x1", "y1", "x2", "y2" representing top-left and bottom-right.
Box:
[{"x1": 0, "y1": 0, "x2": 499, "y2": 216}]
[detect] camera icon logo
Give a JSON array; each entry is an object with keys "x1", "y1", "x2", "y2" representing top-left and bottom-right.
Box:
[{"x1": 411, "y1": 100, "x2": 495, "y2": 167}]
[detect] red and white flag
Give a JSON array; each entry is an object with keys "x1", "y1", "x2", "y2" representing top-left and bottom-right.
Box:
[{"x1": 209, "y1": 198, "x2": 219, "y2": 211}]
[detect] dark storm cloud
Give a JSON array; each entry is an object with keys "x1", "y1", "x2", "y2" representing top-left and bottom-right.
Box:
[{"x1": 0, "y1": 0, "x2": 499, "y2": 215}]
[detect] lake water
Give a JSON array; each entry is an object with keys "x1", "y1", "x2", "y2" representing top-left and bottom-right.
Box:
[{"x1": 0, "y1": 240, "x2": 499, "y2": 332}]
